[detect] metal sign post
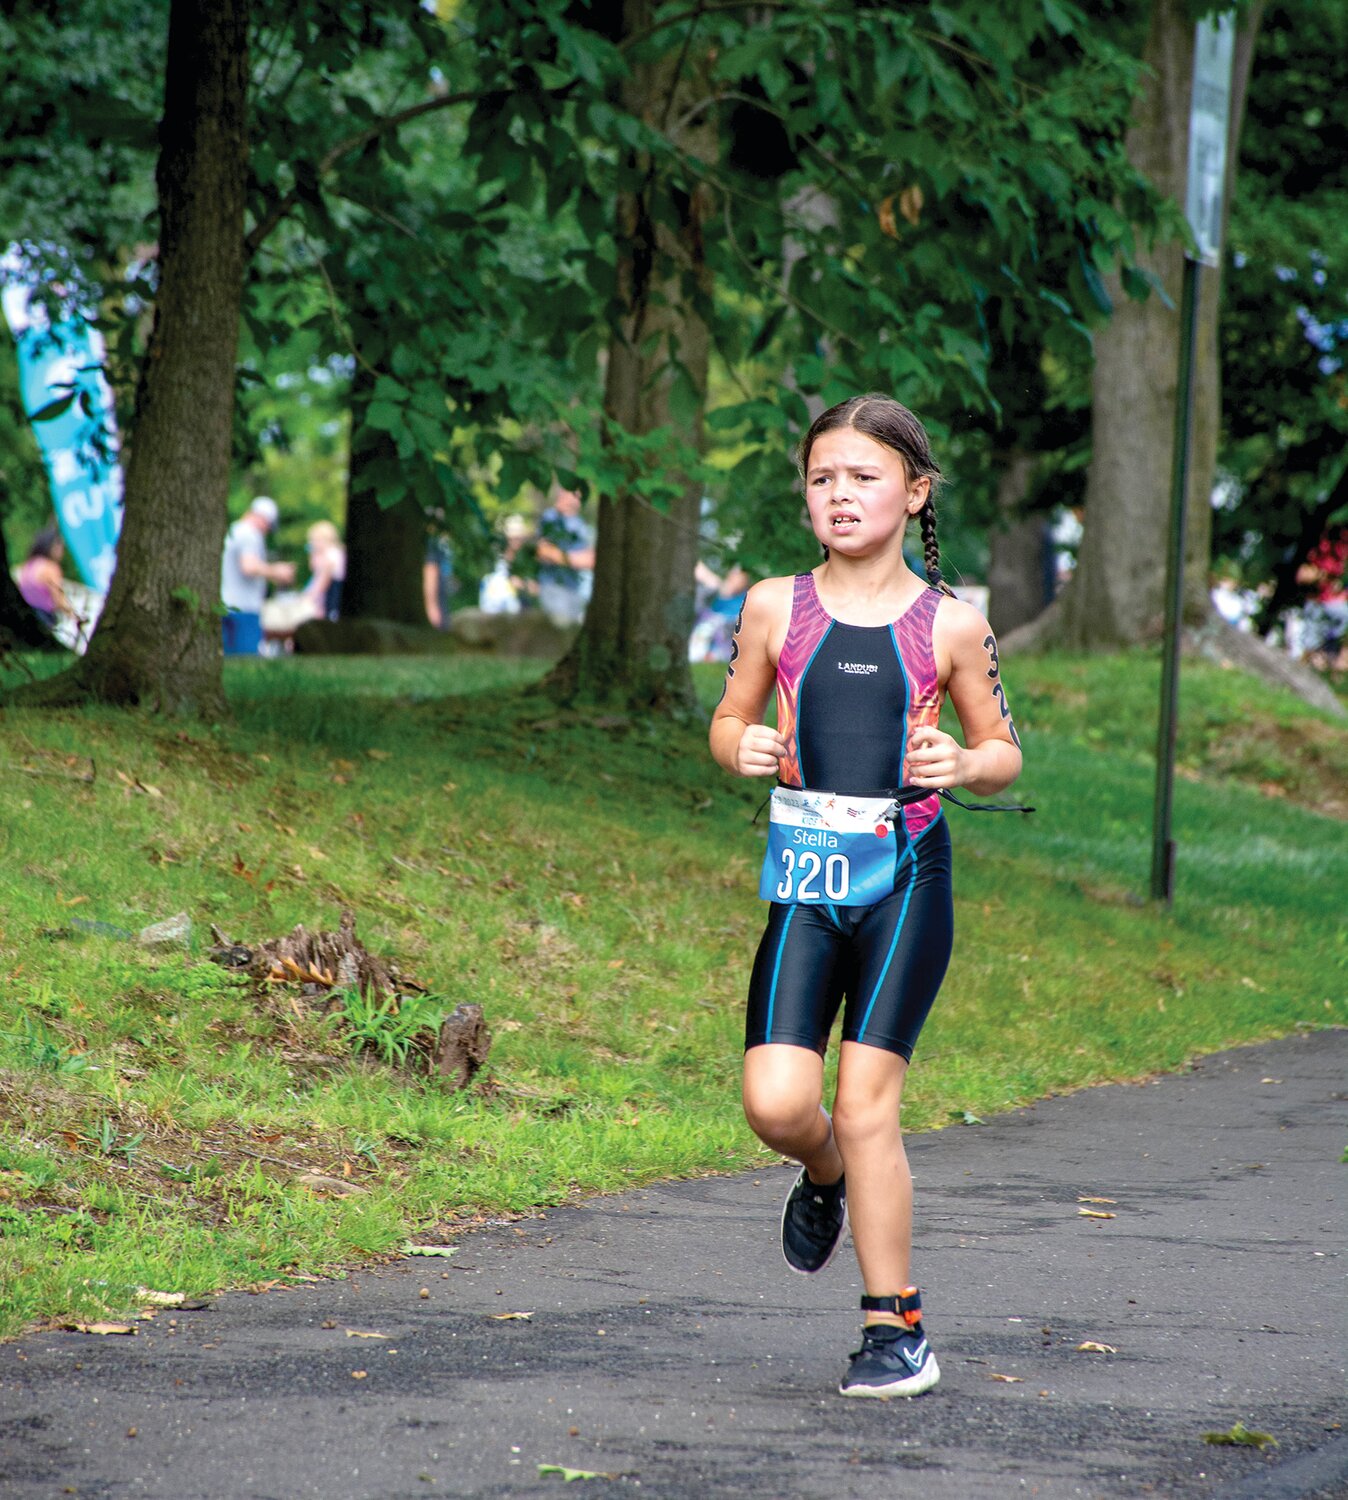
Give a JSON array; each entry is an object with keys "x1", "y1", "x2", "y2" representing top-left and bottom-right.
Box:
[{"x1": 1150, "y1": 12, "x2": 1236, "y2": 904}]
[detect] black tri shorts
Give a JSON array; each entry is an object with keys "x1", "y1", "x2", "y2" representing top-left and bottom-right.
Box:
[{"x1": 744, "y1": 815, "x2": 953, "y2": 1062}]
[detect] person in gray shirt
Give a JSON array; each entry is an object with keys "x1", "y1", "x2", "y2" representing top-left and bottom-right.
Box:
[{"x1": 221, "y1": 497, "x2": 294, "y2": 654}]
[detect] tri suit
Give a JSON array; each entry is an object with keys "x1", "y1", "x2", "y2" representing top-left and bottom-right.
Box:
[{"x1": 746, "y1": 572, "x2": 954, "y2": 1061}]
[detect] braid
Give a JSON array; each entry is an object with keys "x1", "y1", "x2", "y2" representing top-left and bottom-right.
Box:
[{"x1": 919, "y1": 501, "x2": 954, "y2": 596}]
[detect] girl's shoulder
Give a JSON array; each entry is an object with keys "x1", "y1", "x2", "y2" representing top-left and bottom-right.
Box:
[
  {"x1": 740, "y1": 574, "x2": 797, "y2": 621},
  {"x1": 932, "y1": 591, "x2": 991, "y2": 641}
]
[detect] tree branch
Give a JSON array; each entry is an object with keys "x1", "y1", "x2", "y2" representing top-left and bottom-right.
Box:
[
  {"x1": 244, "y1": 88, "x2": 484, "y2": 259},
  {"x1": 719, "y1": 195, "x2": 859, "y2": 353}
]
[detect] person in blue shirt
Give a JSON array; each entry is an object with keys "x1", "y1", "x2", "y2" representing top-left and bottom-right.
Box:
[{"x1": 536, "y1": 487, "x2": 595, "y2": 626}]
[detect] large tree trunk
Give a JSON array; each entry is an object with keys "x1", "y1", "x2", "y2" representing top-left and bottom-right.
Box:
[
  {"x1": 342, "y1": 363, "x2": 427, "y2": 626},
  {"x1": 8, "y1": 0, "x2": 249, "y2": 713},
  {"x1": 1050, "y1": 0, "x2": 1262, "y2": 650},
  {"x1": 546, "y1": 0, "x2": 715, "y2": 713},
  {"x1": 986, "y1": 449, "x2": 1051, "y2": 636}
]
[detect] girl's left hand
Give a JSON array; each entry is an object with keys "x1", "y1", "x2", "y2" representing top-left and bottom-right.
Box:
[{"x1": 905, "y1": 726, "x2": 967, "y2": 788}]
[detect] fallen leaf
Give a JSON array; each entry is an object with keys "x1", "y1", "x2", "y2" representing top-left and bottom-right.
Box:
[
  {"x1": 64, "y1": 1322, "x2": 136, "y2": 1336},
  {"x1": 898, "y1": 183, "x2": 924, "y2": 225},
  {"x1": 1078, "y1": 1208, "x2": 1116, "y2": 1219},
  {"x1": 877, "y1": 195, "x2": 899, "y2": 239},
  {"x1": 1204, "y1": 1422, "x2": 1277, "y2": 1450},
  {"x1": 1077, "y1": 1196, "x2": 1117, "y2": 1205},
  {"x1": 345, "y1": 1329, "x2": 390, "y2": 1339},
  {"x1": 989, "y1": 1373, "x2": 1023, "y2": 1383},
  {"x1": 1259, "y1": 1077, "x2": 1282, "y2": 1085},
  {"x1": 351, "y1": 1370, "x2": 368, "y2": 1379},
  {"x1": 136, "y1": 1289, "x2": 186, "y2": 1308},
  {"x1": 489, "y1": 1311, "x2": 534, "y2": 1321},
  {"x1": 366, "y1": 749, "x2": 392, "y2": 760},
  {"x1": 538, "y1": 1464, "x2": 611, "y2": 1482},
  {"x1": 1076, "y1": 1341, "x2": 1118, "y2": 1354},
  {"x1": 404, "y1": 1244, "x2": 457, "y2": 1258}
]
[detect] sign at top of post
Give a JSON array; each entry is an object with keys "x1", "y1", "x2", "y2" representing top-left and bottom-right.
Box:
[{"x1": 1185, "y1": 12, "x2": 1236, "y2": 268}]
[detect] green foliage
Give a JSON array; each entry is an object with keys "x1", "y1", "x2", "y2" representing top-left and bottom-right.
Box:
[
  {"x1": 332, "y1": 986, "x2": 448, "y2": 1069},
  {"x1": 1216, "y1": 0, "x2": 1348, "y2": 623},
  {"x1": 2, "y1": 1013, "x2": 92, "y2": 1076},
  {"x1": 2, "y1": 0, "x2": 1191, "y2": 706}
]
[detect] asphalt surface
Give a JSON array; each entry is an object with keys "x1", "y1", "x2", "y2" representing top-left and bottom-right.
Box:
[{"x1": 2, "y1": 1029, "x2": 1344, "y2": 1500}]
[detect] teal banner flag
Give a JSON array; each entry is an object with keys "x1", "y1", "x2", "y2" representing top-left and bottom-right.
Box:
[{"x1": 2, "y1": 271, "x2": 122, "y2": 592}]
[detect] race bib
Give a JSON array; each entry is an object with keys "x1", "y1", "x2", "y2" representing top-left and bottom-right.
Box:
[{"x1": 760, "y1": 788, "x2": 901, "y2": 907}]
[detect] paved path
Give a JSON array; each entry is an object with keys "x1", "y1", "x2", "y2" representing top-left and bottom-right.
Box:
[{"x1": 2, "y1": 1031, "x2": 1344, "y2": 1500}]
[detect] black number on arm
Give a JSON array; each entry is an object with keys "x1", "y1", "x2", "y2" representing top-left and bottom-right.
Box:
[
  {"x1": 983, "y1": 632, "x2": 1000, "y2": 680},
  {"x1": 986, "y1": 632, "x2": 1020, "y2": 746},
  {"x1": 717, "y1": 607, "x2": 744, "y2": 704}
]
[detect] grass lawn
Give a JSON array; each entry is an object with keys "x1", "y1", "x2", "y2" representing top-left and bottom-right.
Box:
[{"x1": 0, "y1": 644, "x2": 1343, "y2": 1338}]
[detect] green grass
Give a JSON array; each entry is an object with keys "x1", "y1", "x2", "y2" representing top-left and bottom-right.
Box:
[{"x1": 0, "y1": 645, "x2": 1343, "y2": 1339}]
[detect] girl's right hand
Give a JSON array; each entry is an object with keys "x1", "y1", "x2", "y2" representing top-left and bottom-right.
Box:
[{"x1": 736, "y1": 724, "x2": 788, "y2": 777}]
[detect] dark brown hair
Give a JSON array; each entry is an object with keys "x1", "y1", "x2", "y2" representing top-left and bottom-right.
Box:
[{"x1": 797, "y1": 393, "x2": 951, "y2": 594}]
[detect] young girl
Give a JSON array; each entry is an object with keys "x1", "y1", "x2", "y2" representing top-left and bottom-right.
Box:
[{"x1": 710, "y1": 394, "x2": 1022, "y2": 1398}]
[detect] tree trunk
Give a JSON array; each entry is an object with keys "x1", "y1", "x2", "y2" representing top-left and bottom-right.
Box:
[
  {"x1": 8, "y1": 0, "x2": 249, "y2": 713},
  {"x1": 986, "y1": 449, "x2": 1051, "y2": 637},
  {"x1": 342, "y1": 362, "x2": 428, "y2": 626},
  {"x1": 1051, "y1": 0, "x2": 1262, "y2": 650},
  {"x1": 546, "y1": 0, "x2": 715, "y2": 713}
]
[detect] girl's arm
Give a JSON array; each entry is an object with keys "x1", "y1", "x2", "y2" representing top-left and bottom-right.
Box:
[
  {"x1": 907, "y1": 599, "x2": 1022, "y2": 796},
  {"x1": 709, "y1": 578, "x2": 791, "y2": 777}
]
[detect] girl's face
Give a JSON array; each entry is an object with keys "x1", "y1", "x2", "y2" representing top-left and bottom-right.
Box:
[{"x1": 804, "y1": 429, "x2": 929, "y2": 556}]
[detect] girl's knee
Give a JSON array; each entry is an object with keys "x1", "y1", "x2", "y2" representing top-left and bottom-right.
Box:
[
  {"x1": 831, "y1": 1093, "x2": 902, "y2": 1151},
  {"x1": 742, "y1": 1090, "x2": 819, "y2": 1151}
]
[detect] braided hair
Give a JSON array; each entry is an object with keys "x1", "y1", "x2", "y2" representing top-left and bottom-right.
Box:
[{"x1": 798, "y1": 393, "x2": 954, "y2": 596}]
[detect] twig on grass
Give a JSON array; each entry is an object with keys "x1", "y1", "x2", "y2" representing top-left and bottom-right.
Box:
[{"x1": 2, "y1": 758, "x2": 97, "y2": 785}]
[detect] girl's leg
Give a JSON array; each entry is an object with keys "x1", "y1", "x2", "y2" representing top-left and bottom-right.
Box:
[
  {"x1": 832, "y1": 1040, "x2": 912, "y2": 1324},
  {"x1": 742, "y1": 1043, "x2": 843, "y2": 1185}
]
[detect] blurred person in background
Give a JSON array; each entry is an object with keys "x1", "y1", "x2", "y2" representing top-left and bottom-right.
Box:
[
  {"x1": 479, "y1": 513, "x2": 534, "y2": 614},
  {"x1": 536, "y1": 486, "x2": 594, "y2": 626},
  {"x1": 303, "y1": 520, "x2": 346, "y2": 622},
  {"x1": 221, "y1": 496, "x2": 294, "y2": 655},
  {"x1": 17, "y1": 524, "x2": 74, "y2": 631}
]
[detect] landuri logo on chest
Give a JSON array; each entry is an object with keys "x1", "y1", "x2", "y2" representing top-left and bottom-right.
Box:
[{"x1": 838, "y1": 660, "x2": 879, "y2": 675}]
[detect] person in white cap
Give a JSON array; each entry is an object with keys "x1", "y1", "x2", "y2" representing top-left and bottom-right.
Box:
[{"x1": 220, "y1": 496, "x2": 295, "y2": 655}]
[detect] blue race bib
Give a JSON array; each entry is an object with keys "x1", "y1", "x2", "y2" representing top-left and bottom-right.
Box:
[{"x1": 760, "y1": 788, "x2": 902, "y2": 907}]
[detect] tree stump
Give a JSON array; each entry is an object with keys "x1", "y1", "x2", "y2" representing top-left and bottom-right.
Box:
[
  {"x1": 208, "y1": 909, "x2": 411, "y2": 1004},
  {"x1": 434, "y1": 1004, "x2": 491, "y2": 1091}
]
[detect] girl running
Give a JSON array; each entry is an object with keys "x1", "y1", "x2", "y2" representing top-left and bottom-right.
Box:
[{"x1": 710, "y1": 394, "x2": 1022, "y2": 1398}]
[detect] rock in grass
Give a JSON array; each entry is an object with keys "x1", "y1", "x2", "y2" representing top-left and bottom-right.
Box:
[
  {"x1": 294, "y1": 1172, "x2": 368, "y2": 1197},
  {"x1": 137, "y1": 912, "x2": 192, "y2": 949}
]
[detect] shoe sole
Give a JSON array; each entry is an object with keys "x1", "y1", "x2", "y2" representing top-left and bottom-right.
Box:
[
  {"x1": 838, "y1": 1355, "x2": 940, "y2": 1399},
  {"x1": 780, "y1": 1182, "x2": 849, "y2": 1276}
]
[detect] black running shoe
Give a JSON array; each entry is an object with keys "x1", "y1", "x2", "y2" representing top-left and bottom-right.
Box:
[
  {"x1": 780, "y1": 1169, "x2": 847, "y2": 1274},
  {"x1": 839, "y1": 1297, "x2": 940, "y2": 1399}
]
